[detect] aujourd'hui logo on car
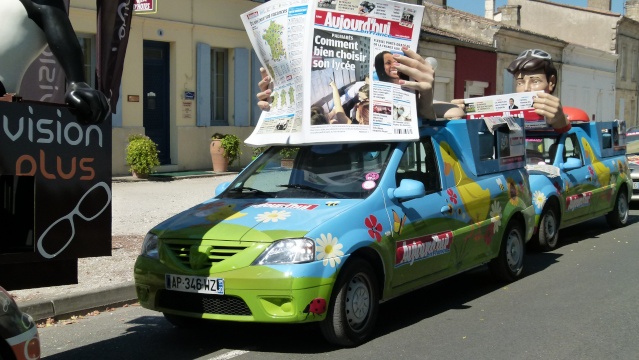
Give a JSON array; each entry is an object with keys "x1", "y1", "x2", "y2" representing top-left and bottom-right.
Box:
[{"x1": 190, "y1": 245, "x2": 212, "y2": 269}]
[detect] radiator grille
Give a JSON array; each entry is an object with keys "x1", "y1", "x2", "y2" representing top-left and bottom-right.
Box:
[
  {"x1": 157, "y1": 290, "x2": 252, "y2": 316},
  {"x1": 163, "y1": 240, "x2": 251, "y2": 269}
]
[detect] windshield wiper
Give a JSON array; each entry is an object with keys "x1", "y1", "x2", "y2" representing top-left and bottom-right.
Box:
[
  {"x1": 228, "y1": 186, "x2": 270, "y2": 197},
  {"x1": 277, "y1": 184, "x2": 346, "y2": 198}
]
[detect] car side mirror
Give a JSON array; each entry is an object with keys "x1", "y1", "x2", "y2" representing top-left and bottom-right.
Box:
[
  {"x1": 391, "y1": 179, "x2": 426, "y2": 202},
  {"x1": 560, "y1": 157, "x2": 582, "y2": 171}
]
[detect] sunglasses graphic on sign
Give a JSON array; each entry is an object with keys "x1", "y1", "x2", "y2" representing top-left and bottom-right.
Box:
[{"x1": 37, "y1": 182, "x2": 111, "y2": 259}]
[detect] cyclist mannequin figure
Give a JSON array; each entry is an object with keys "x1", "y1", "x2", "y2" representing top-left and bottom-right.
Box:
[
  {"x1": 0, "y1": 0, "x2": 109, "y2": 124},
  {"x1": 506, "y1": 48, "x2": 570, "y2": 132},
  {"x1": 451, "y1": 49, "x2": 571, "y2": 131}
]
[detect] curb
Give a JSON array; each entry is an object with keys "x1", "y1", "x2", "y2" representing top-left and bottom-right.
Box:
[{"x1": 18, "y1": 282, "x2": 137, "y2": 322}]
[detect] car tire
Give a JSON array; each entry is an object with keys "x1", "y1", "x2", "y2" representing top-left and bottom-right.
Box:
[
  {"x1": 319, "y1": 258, "x2": 379, "y2": 347},
  {"x1": 489, "y1": 219, "x2": 525, "y2": 282},
  {"x1": 537, "y1": 205, "x2": 559, "y2": 251},
  {"x1": 606, "y1": 189, "x2": 629, "y2": 228}
]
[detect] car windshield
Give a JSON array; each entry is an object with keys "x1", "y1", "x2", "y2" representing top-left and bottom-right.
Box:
[
  {"x1": 220, "y1": 143, "x2": 395, "y2": 199},
  {"x1": 626, "y1": 127, "x2": 639, "y2": 155}
]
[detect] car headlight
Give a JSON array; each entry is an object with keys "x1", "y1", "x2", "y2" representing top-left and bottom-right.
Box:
[
  {"x1": 141, "y1": 233, "x2": 159, "y2": 258},
  {"x1": 252, "y1": 238, "x2": 315, "y2": 265}
]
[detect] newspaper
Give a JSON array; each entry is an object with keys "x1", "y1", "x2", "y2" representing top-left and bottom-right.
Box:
[
  {"x1": 241, "y1": 0, "x2": 424, "y2": 146},
  {"x1": 483, "y1": 115, "x2": 522, "y2": 135},
  {"x1": 526, "y1": 164, "x2": 561, "y2": 177},
  {"x1": 464, "y1": 91, "x2": 546, "y2": 128}
]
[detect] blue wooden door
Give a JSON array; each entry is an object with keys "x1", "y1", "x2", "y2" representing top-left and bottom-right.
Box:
[{"x1": 143, "y1": 41, "x2": 171, "y2": 165}]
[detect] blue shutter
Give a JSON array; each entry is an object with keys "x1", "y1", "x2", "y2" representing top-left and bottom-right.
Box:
[
  {"x1": 251, "y1": 50, "x2": 262, "y2": 126},
  {"x1": 234, "y1": 47, "x2": 249, "y2": 127},
  {"x1": 197, "y1": 42, "x2": 211, "y2": 127}
]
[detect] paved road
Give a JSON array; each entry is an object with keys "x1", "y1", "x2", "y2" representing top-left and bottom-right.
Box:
[{"x1": 38, "y1": 207, "x2": 639, "y2": 360}]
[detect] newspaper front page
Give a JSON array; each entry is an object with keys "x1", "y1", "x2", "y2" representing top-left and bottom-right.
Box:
[
  {"x1": 242, "y1": 0, "x2": 424, "y2": 146},
  {"x1": 463, "y1": 91, "x2": 546, "y2": 127}
]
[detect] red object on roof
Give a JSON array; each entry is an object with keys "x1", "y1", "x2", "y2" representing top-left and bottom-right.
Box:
[{"x1": 563, "y1": 106, "x2": 590, "y2": 122}]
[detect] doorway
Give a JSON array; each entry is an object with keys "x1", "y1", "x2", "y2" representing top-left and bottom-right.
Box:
[{"x1": 143, "y1": 40, "x2": 171, "y2": 165}]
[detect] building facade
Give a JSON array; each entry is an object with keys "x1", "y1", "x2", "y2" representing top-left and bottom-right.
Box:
[
  {"x1": 59, "y1": 0, "x2": 637, "y2": 175},
  {"x1": 501, "y1": 0, "x2": 638, "y2": 127},
  {"x1": 70, "y1": 0, "x2": 263, "y2": 175}
]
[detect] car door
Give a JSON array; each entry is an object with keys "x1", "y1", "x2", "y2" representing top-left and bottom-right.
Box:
[
  {"x1": 558, "y1": 133, "x2": 592, "y2": 223},
  {"x1": 390, "y1": 138, "x2": 460, "y2": 288}
]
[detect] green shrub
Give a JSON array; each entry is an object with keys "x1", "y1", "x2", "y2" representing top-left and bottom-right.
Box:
[
  {"x1": 126, "y1": 135, "x2": 160, "y2": 175},
  {"x1": 279, "y1": 147, "x2": 299, "y2": 159},
  {"x1": 127, "y1": 134, "x2": 147, "y2": 142},
  {"x1": 252, "y1": 146, "x2": 268, "y2": 157}
]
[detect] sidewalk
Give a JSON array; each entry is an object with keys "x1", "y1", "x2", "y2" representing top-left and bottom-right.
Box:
[{"x1": 15, "y1": 170, "x2": 238, "y2": 322}]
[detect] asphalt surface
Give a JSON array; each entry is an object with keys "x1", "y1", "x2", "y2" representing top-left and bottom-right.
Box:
[{"x1": 16, "y1": 172, "x2": 238, "y2": 322}]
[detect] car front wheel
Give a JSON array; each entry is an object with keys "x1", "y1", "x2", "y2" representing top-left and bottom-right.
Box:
[
  {"x1": 489, "y1": 219, "x2": 525, "y2": 282},
  {"x1": 606, "y1": 190, "x2": 629, "y2": 228},
  {"x1": 537, "y1": 205, "x2": 559, "y2": 251},
  {"x1": 320, "y1": 258, "x2": 379, "y2": 347}
]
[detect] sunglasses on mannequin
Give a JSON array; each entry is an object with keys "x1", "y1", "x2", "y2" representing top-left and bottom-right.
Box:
[{"x1": 516, "y1": 49, "x2": 552, "y2": 60}]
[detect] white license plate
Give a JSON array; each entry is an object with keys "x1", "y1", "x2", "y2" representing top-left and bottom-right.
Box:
[
  {"x1": 165, "y1": 274, "x2": 224, "y2": 295},
  {"x1": 634, "y1": 182, "x2": 639, "y2": 190}
]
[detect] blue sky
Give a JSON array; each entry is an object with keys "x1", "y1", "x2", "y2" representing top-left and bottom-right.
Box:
[{"x1": 446, "y1": 0, "x2": 625, "y2": 16}]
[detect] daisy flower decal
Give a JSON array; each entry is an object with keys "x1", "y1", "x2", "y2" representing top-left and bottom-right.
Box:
[
  {"x1": 533, "y1": 190, "x2": 546, "y2": 210},
  {"x1": 489, "y1": 201, "x2": 502, "y2": 234},
  {"x1": 316, "y1": 233, "x2": 344, "y2": 267},
  {"x1": 255, "y1": 210, "x2": 291, "y2": 223}
]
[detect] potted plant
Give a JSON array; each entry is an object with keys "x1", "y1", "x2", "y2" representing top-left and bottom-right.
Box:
[
  {"x1": 126, "y1": 134, "x2": 160, "y2": 178},
  {"x1": 252, "y1": 146, "x2": 268, "y2": 160},
  {"x1": 210, "y1": 133, "x2": 242, "y2": 172},
  {"x1": 279, "y1": 147, "x2": 298, "y2": 168}
]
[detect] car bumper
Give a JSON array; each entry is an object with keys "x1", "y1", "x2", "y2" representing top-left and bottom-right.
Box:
[
  {"x1": 134, "y1": 256, "x2": 335, "y2": 323},
  {"x1": 631, "y1": 174, "x2": 639, "y2": 202}
]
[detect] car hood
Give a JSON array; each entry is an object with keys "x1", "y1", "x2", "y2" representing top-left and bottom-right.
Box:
[{"x1": 151, "y1": 197, "x2": 359, "y2": 242}]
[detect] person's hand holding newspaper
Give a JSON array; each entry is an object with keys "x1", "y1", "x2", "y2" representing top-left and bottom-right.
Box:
[{"x1": 256, "y1": 67, "x2": 274, "y2": 111}]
